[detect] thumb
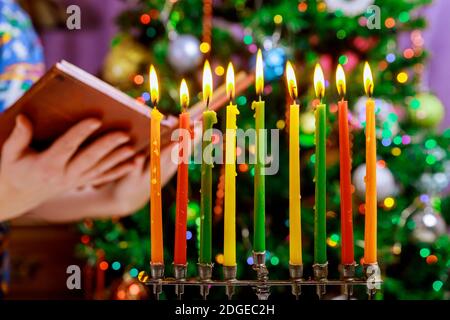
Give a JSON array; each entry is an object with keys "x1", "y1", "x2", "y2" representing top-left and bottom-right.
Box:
[{"x1": 2, "y1": 115, "x2": 33, "y2": 162}]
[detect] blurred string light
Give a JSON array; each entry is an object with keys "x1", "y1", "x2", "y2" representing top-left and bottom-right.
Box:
[
  {"x1": 338, "y1": 55, "x2": 348, "y2": 65},
  {"x1": 273, "y1": 14, "x2": 283, "y2": 24},
  {"x1": 112, "y1": 261, "x2": 121, "y2": 270},
  {"x1": 134, "y1": 74, "x2": 144, "y2": 85},
  {"x1": 396, "y1": 71, "x2": 408, "y2": 83},
  {"x1": 383, "y1": 197, "x2": 395, "y2": 209},
  {"x1": 433, "y1": 280, "x2": 443, "y2": 292},
  {"x1": 386, "y1": 53, "x2": 396, "y2": 63},
  {"x1": 298, "y1": 2, "x2": 308, "y2": 12},
  {"x1": 385, "y1": 17, "x2": 396, "y2": 28},
  {"x1": 419, "y1": 248, "x2": 430, "y2": 258},
  {"x1": 129, "y1": 268, "x2": 139, "y2": 278},
  {"x1": 215, "y1": 65, "x2": 224, "y2": 76},
  {"x1": 215, "y1": 254, "x2": 224, "y2": 264},
  {"x1": 199, "y1": 42, "x2": 210, "y2": 54},
  {"x1": 140, "y1": 14, "x2": 151, "y2": 25}
]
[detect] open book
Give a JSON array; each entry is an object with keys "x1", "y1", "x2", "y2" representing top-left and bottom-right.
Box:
[{"x1": 0, "y1": 60, "x2": 253, "y2": 153}]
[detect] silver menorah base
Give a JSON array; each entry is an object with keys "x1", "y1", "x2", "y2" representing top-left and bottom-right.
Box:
[{"x1": 142, "y1": 261, "x2": 382, "y2": 300}]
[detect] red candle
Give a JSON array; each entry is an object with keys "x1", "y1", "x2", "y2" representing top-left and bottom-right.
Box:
[
  {"x1": 174, "y1": 79, "x2": 191, "y2": 265},
  {"x1": 336, "y1": 65, "x2": 354, "y2": 265}
]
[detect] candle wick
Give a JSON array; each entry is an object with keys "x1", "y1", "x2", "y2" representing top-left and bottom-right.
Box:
[
  {"x1": 206, "y1": 96, "x2": 210, "y2": 109},
  {"x1": 258, "y1": 95, "x2": 262, "y2": 102}
]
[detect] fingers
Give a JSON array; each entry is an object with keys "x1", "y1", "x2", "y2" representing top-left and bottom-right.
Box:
[
  {"x1": 67, "y1": 132, "x2": 130, "y2": 175},
  {"x1": 46, "y1": 118, "x2": 102, "y2": 164},
  {"x1": 133, "y1": 154, "x2": 146, "y2": 176},
  {"x1": 90, "y1": 161, "x2": 135, "y2": 187},
  {"x1": 2, "y1": 115, "x2": 33, "y2": 163},
  {"x1": 83, "y1": 145, "x2": 136, "y2": 180}
]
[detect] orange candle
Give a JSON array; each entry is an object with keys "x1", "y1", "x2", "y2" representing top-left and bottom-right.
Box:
[
  {"x1": 149, "y1": 65, "x2": 164, "y2": 265},
  {"x1": 174, "y1": 79, "x2": 191, "y2": 266},
  {"x1": 363, "y1": 62, "x2": 377, "y2": 264},
  {"x1": 336, "y1": 65, "x2": 354, "y2": 265}
]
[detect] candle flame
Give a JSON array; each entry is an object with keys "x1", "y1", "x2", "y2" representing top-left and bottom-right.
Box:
[
  {"x1": 314, "y1": 63, "x2": 325, "y2": 99},
  {"x1": 364, "y1": 61, "x2": 374, "y2": 97},
  {"x1": 180, "y1": 79, "x2": 189, "y2": 111},
  {"x1": 226, "y1": 62, "x2": 235, "y2": 101},
  {"x1": 255, "y1": 49, "x2": 264, "y2": 96},
  {"x1": 285, "y1": 61, "x2": 298, "y2": 100},
  {"x1": 203, "y1": 60, "x2": 213, "y2": 106},
  {"x1": 149, "y1": 65, "x2": 159, "y2": 106},
  {"x1": 336, "y1": 64, "x2": 346, "y2": 97}
]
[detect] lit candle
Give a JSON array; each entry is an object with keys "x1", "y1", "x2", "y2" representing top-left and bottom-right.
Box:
[
  {"x1": 336, "y1": 65, "x2": 355, "y2": 266},
  {"x1": 174, "y1": 79, "x2": 191, "y2": 266},
  {"x1": 252, "y1": 49, "x2": 266, "y2": 254},
  {"x1": 199, "y1": 60, "x2": 217, "y2": 265},
  {"x1": 363, "y1": 62, "x2": 377, "y2": 264},
  {"x1": 149, "y1": 65, "x2": 164, "y2": 265},
  {"x1": 313, "y1": 64, "x2": 327, "y2": 265},
  {"x1": 223, "y1": 62, "x2": 240, "y2": 267},
  {"x1": 286, "y1": 61, "x2": 302, "y2": 266}
]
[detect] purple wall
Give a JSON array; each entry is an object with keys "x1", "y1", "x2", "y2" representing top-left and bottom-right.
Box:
[
  {"x1": 39, "y1": 0, "x2": 450, "y2": 128},
  {"x1": 422, "y1": 0, "x2": 450, "y2": 130},
  {"x1": 40, "y1": 0, "x2": 127, "y2": 76}
]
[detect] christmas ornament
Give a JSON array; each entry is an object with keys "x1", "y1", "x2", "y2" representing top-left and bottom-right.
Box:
[
  {"x1": 352, "y1": 163, "x2": 398, "y2": 202},
  {"x1": 408, "y1": 93, "x2": 444, "y2": 128},
  {"x1": 354, "y1": 97, "x2": 400, "y2": 137},
  {"x1": 167, "y1": 34, "x2": 202, "y2": 73},
  {"x1": 102, "y1": 36, "x2": 150, "y2": 88},
  {"x1": 411, "y1": 205, "x2": 446, "y2": 243},
  {"x1": 417, "y1": 172, "x2": 450, "y2": 195},
  {"x1": 325, "y1": 0, "x2": 374, "y2": 17},
  {"x1": 250, "y1": 47, "x2": 286, "y2": 82}
]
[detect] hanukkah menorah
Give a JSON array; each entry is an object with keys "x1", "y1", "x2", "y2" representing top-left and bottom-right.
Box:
[{"x1": 140, "y1": 251, "x2": 382, "y2": 301}]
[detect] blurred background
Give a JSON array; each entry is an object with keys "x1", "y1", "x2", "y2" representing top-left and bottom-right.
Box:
[{"x1": 5, "y1": 0, "x2": 450, "y2": 299}]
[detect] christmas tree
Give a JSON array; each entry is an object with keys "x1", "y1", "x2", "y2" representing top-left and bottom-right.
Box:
[{"x1": 78, "y1": 0, "x2": 450, "y2": 300}]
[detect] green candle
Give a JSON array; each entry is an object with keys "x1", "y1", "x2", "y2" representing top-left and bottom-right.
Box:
[
  {"x1": 313, "y1": 64, "x2": 327, "y2": 264},
  {"x1": 199, "y1": 60, "x2": 217, "y2": 264},
  {"x1": 252, "y1": 99, "x2": 265, "y2": 253},
  {"x1": 252, "y1": 49, "x2": 266, "y2": 253},
  {"x1": 199, "y1": 110, "x2": 217, "y2": 264}
]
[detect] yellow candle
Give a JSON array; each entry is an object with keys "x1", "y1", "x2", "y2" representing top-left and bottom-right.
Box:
[
  {"x1": 363, "y1": 62, "x2": 377, "y2": 264},
  {"x1": 149, "y1": 65, "x2": 164, "y2": 265},
  {"x1": 223, "y1": 62, "x2": 240, "y2": 267},
  {"x1": 286, "y1": 61, "x2": 302, "y2": 266}
]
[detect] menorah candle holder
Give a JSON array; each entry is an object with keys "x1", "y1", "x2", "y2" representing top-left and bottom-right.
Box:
[
  {"x1": 173, "y1": 263, "x2": 187, "y2": 300},
  {"x1": 252, "y1": 251, "x2": 270, "y2": 300},
  {"x1": 149, "y1": 262, "x2": 164, "y2": 300},
  {"x1": 312, "y1": 262, "x2": 328, "y2": 299},
  {"x1": 222, "y1": 265, "x2": 237, "y2": 300},
  {"x1": 289, "y1": 264, "x2": 304, "y2": 299},
  {"x1": 363, "y1": 263, "x2": 382, "y2": 300},
  {"x1": 143, "y1": 263, "x2": 382, "y2": 300},
  {"x1": 340, "y1": 262, "x2": 357, "y2": 299},
  {"x1": 197, "y1": 263, "x2": 213, "y2": 300}
]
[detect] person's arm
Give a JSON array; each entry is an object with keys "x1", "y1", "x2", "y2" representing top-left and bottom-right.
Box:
[{"x1": 24, "y1": 155, "x2": 150, "y2": 222}]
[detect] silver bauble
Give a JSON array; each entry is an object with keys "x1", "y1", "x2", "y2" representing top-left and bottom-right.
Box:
[
  {"x1": 411, "y1": 206, "x2": 446, "y2": 243},
  {"x1": 167, "y1": 34, "x2": 202, "y2": 73},
  {"x1": 353, "y1": 163, "x2": 398, "y2": 201}
]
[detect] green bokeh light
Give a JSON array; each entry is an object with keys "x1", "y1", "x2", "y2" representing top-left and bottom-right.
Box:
[{"x1": 419, "y1": 248, "x2": 430, "y2": 258}]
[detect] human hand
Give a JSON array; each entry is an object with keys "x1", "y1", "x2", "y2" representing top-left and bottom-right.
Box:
[{"x1": 0, "y1": 115, "x2": 136, "y2": 221}]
